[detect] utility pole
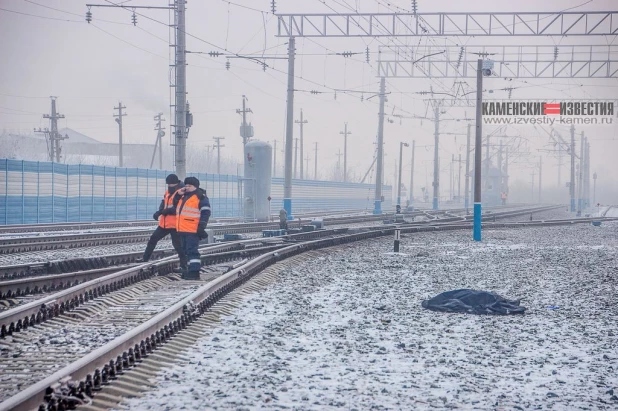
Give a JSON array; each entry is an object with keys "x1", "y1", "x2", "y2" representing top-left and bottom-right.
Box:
[
  {"x1": 237, "y1": 94, "x2": 253, "y2": 146},
  {"x1": 577, "y1": 131, "x2": 585, "y2": 215},
  {"x1": 570, "y1": 124, "x2": 576, "y2": 212},
  {"x1": 293, "y1": 137, "x2": 298, "y2": 179},
  {"x1": 283, "y1": 38, "x2": 296, "y2": 219},
  {"x1": 485, "y1": 134, "x2": 490, "y2": 184},
  {"x1": 449, "y1": 154, "x2": 455, "y2": 200},
  {"x1": 305, "y1": 153, "x2": 310, "y2": 177},
  {"x1": 213, "y1": 136, "x2": 225, "y2": 175},
  {"x1": 531, "y1": 169, "x2": 536, "y2": 203},
  {"x1": 409, "y1": 140, "x2": 415, "y2": 207},
  {"x1": 114, "y1": 102, "x2": 126, "y2": 167},
  {"x1": 397, "y1": 142, "x2": 409, "y2": 207},
  {"x1": 314, "y1": 142, "x2": 319, "y2": 180},
  {"x1": 464, "y1": 123, "x2": 471, "y2": 212},
  {"x1": 150, "y1": 113, "x2": 165, "y2": 169},
  {"x1": 374, "y1": 77, "x2": 386, "y2": 214},
  {"x1": 36, "y1": 96, "x2": 68, "y2": 163},
  {"x1": 585, "y1": 141, "x2": 591, "y2": 208},
  {"x1": 272, "y1": 140, "x2": 277, "y2": 177},
  {"x1": 85, "y1": 2, "x2": 185, "y2": 174},
  {"x1": 505, "y1": 147, "x2": 509, "y2": 197},
  {"x1": 295, "y1": 109, "x2": 308, "y2": 179},
  {"x1": 539, "y1": 156, "x2": 542, "y2": 204},
  {"x1": 593, "y1": 171, "x2": 597, "y2": 205},
  {"x1": 498, "y1": 140, "x2": 503, "y2": 191},
  {"x1": 557, "y1": 144, "x2": 562, "y2": 187},
  {"x1": 473, "y1": 59, "x2": 483, "y2": 242},
  {"x1": 432, "y1": 104, "x2": 440, "y2": 210},
  {"x1": 458, "y1": 153, "x2": 462, "y2": 202},
  {"x1": 174, "y1": 0, "x2": 189, "y2": 178},
  {"x1": 340, "y1": 122, "x2": 352, "y2": 182}
]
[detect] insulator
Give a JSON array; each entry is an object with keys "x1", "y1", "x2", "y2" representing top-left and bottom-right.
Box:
[
  {"x1": 86, "y1": 10, "x2": 92, "y2": 23},
  {"x1": 131, "y1": 12, "x2": 137, "y2": 26},
  {"x1": 411, "y1": 0, "x2": 418, "y2": 15},
  {"x1": 225, "y1": 60, "x2": 230, "y2": 70},
  {"x1": 365, "y1": 47, "x2": 370, "y2": 63},
  {"x1": 554, "y1": 46, "x2": 559, "y2": 61}
]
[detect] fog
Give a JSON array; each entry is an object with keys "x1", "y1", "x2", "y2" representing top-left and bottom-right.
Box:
[{"x1": 1, "y1": 0, "x2": 616, "y2": 204}]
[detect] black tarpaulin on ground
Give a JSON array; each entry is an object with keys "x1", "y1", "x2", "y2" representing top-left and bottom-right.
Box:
[{"x1": 422, "y1": 289, "x2": 526, "y2": 315}]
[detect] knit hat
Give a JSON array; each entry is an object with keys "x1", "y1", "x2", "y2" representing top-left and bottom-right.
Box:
[
  {"x1": 184, "y1": 176, "x2": 200, "y2": 188},
  {"x1": 166, "y1": 174, "x2": 180, "y2": 184}
]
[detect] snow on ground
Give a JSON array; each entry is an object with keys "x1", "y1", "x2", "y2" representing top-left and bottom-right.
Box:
[{"x1": 123, "y1": 221, "x2": 618, "y2": 410}]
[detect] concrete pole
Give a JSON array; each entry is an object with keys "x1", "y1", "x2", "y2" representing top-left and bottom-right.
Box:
[
  {"x1": 432, "y1": 105, "x2": 440, "y2": 210},
  {"x1": 539, "y1": 156, "x2": 542, "y2": 204},
  {"x1": 273, "y1": 140, "x2": 277, "y2": 177},
  {"x1": 397, "y1": 142, "x2": 407, "y2": 206},
  {"x1": 570, "y1": 124, "x2": 576, "y2": 212},
  {"x1": 213, "y1": 136, "x2": 225, "y2": 175},
  {"x1": 593, "y1": 172, "x2": 597, "y2": 205},
  {"x1": 314, "y1": 142, "x2": 318, "y2": 180},
  {"x1": 295, "y1": 109, "x2": 308, "y2": 179},
  {"x1": 473, "y1": 59, "x2": 483, "y2": 241},
  {"x1": 114, "y1": 102, "x2": 126, "y2": 168},
  {"x1": 505, "y1": 147, "x2": 509, "y2": 196},
  {"x1": 340, "y1": 122, "x2": 351, "y2": 183},
  {"x1": 485, "y1": 134, "x2": 490, "y2": 182},
  {"x1": 578, "y1": 131, "x2": 584, "y2": 214},
  {"x1": 374, "y1": 77, "x2": 386, "y2": 215},
  {"x1": 293, "y1": 138, "x2": 298, "y2": 179},
  {"x1": 174, "y1": 0, "x2": 187, "y2": 178},
  {"x1": 464, "y1": 123, "x2": 471, "y2": 212},
  {"x1": 409, "y1": 140, "x2": 415, "y2": 206},
  {"x1": 458, "y1": 153, "x2": 462, "y2": 202},
  {"x1": 283, "y1": 38, "x2": 295, "y2": 219}
]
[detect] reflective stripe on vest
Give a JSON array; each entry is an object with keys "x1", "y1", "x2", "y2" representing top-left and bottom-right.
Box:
[
  {"x1": 159, "y1": 188, "x2": 182, "y2": 229},
  {"x1": 176, "y1": 194, "x2": 201, "y2": 233}
]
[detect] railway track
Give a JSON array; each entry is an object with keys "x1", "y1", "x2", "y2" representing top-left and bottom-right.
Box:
[
  {"x1": 0, "y1": 212, "x2": 616, "y2": 410},
  {"x1": 0, "y1": 205, "x2": 581, "y2": 300},
  {"x1": 0, "y1": 209, "x2": 371, "y2": 235},
  {"x1": 0, "y1": 212, "x2": 404, "y2": 255}
]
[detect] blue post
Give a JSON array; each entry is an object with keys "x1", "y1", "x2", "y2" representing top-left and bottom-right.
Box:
[
  {"x1": 21, "y1": 161, "x2": 24, "y2": 224},
  {"x1": 284, "y1": 198, "x2": 293, "y2": 220},
  {"x1": 373, "y1": 200, "x2": 382, "y2": 214},
  {"x1": 464, "y1": 198, "x2": 469, "y2": 212},
  {"x1": 473, "y1": 202, "x2": 482, "y2": 241},
  {"x1": 37, "y1": 162, "x2": 40, "y2": 223},
  {"x1": 51, "y1": 162, "x2": 55, "y2": 223},
  {"x1": 570, "y1": 198, "x2": 576, "y2": 212},
  {"x1": 433, "y1": 197, "x2": 439, "y2": 210}
]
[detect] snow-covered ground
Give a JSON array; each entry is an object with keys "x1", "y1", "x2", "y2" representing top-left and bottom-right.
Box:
[{"x1": 123, "y1": 221, "x2": 618, "y2": 410}]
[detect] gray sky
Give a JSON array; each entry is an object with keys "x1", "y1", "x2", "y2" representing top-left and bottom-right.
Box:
[{"x1": 1, "y1": 0, "x2": 617, "y2": 201}]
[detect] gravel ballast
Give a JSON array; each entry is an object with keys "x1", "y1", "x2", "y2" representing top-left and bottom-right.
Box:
[{"x1": 124, "y1": 222, "x2": 616, "y2": 409}]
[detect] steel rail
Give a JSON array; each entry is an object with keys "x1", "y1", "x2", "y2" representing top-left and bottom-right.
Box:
[{"x1": 1, "y1": 215, "x2": 616, "y2": 410}]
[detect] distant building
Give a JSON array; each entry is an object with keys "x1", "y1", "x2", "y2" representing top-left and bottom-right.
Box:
[{"x1": 0, "y1": 128, "x2": 165, "y2": 169}]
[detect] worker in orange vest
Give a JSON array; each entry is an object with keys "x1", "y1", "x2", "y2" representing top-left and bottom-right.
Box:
[
  {"x1": 176, "y1": 176, "x2": 211, "y2": 280},
  {"x1": 140, "y1": 174, "x2": 185, "y2": 269}
]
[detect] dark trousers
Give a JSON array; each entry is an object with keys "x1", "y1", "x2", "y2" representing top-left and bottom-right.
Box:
[
  {"x1": 179, "y1": 232, "x2": 201, "y2": 278},
  {"x1": 143, "y1": 227, "x2": 185, "y2": 266}
]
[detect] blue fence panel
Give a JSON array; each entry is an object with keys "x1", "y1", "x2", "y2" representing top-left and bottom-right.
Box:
[{"x1": 0, "y1": 158, "x2": 393, "y2": 224}]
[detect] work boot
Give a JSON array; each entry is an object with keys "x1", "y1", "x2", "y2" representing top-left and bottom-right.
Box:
[
  {"x1": 183, "y1": 270, "x2": 200, "y2": 280},
  {"x1": 172, "y1": 266, "x2": 187, "y2": 274},
  {"x1": 135, "y1": 257, "x2": 148, "y2": 263}
]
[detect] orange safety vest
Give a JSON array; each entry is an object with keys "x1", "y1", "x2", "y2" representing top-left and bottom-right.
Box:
[
  {"x1": 158, "y1": 188, "x2": 182, "y2": 229},
  {"x1": 176, "y1": 194, "x2": 201, "y2": 233}
]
